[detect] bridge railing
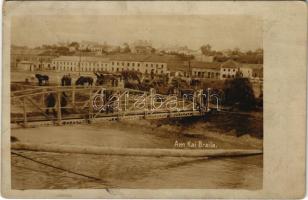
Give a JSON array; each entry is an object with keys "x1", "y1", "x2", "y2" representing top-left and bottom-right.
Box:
[{"x1": 11, "y1": 86, "x2": 215, "y2": 127}]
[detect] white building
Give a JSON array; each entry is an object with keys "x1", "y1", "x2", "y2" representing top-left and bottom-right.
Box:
[
  {"x1": 51, "y1": 54, "x2": 169, "y2": 75},
  {"x1": 16, "y1": 61, "x2": 35, "y2": 71},
  {"x1": 220, "y1": 60, "x2": 240, "y2": 79},
  {"x1": 239, "y1": 64, "x2": 263, "y2": 82},
  {"x1": 110, "y1": 60, "x2": 167, "y2": 74},
  {"x1": 109, "y1": 54, "x2": 168, "y2": 74},
  {"x1": 52, "y1": 56, "x2": 110, "y2": 72}
]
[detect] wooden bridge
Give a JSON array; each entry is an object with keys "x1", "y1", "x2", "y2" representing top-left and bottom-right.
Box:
[{"x1": 11, "y1": 85, "x2": 216, "y2": 128}]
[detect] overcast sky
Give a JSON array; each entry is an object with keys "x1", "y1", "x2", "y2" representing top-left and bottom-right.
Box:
[{"x1": 12, "y1": 15, "x2": 262, "y2": 51}]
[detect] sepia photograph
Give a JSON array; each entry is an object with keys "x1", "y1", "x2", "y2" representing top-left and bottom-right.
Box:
[
  {"x1": 1, "y1": 0, "x2": 307, "y2": 198},
  {"x1": 8, "y1": 14, "x2": 264, "y2": 190},
  {"x1": 8, "y1": 14, "x2": 265, "y2": 190}
]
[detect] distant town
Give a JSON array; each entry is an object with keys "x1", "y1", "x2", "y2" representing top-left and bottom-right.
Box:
[
  {"x1": 11, "y1": 40, "x2": 263, "y2": 110},
  {"x1": 11, "y1": 40, "x2": 263, "y2": 76}
]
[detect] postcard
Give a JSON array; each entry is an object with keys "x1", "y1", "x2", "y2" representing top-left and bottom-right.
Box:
[{"x1": 1, "y1": 1, "x2": 306, "y2": 198}]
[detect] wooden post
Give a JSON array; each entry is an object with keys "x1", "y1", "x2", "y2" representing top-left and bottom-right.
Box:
[
  {"x1": 207, "y1": 88, "x2": 211, "y2": 112},
  {"x1": 72, "y1": 85, "x2": 76, "y2": 110},
  {"x1": 88, "y1": 88, "x2": 93, "y2": 122},
  {"x1": 41, "y1": 89, "x2": 45, "y2": 107},
  {"x1": 23, "y1": 97, "x2": 27, "y2": 127},
  {"x1": 57, "y1": 89, "x2": 62, "y2": 125}
]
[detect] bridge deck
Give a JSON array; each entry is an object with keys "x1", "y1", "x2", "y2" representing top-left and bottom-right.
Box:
[{"x1": 11, "y1": 85, "x2": 211, "y2": 128}]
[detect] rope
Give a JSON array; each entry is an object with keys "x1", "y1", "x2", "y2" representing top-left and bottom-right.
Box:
[{"x1": 11, "y1": 151, "x2": 108, "y2": 184}]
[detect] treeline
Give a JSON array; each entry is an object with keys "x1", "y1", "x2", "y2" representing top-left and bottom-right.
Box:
[{"x1": 206, "y1": 78, "x2": 263, "y2": 111}]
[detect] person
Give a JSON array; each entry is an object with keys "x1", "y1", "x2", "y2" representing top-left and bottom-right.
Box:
[
  {"x1": 67, "y1": 74, "x2": 72, "y2": 86},
  {"x1": 61, "y1": 92, "x2": 68, "y2": 114},
  {"x1": 45, "y1": 93, "x2": 56, "y2": 117}
]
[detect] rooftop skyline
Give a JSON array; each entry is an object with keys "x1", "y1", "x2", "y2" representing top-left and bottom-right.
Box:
[{"x1": 12, "y1": 15, "x2": 262, "y2": 51}]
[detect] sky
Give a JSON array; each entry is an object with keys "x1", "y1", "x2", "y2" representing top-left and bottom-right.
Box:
[{"x1": 11, "y1": 15, "x2": 262, "y2": 51}]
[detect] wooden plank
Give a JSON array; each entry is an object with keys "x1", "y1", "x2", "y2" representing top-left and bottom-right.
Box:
[
  {"x1": 56, "y1": 88, "x2": 62, "y2": 124},
  {"x1": 22, "y1": 97, "x2": 27, "y2": 127}
]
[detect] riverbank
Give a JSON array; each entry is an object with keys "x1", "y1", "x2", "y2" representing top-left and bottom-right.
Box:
[{"x1": 11, "y1": 112, "x2": 263, "y2": 189}]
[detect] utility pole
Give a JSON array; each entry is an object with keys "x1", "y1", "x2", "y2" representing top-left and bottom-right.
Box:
[{"x1": 78, "y1": 51, "x2": 81, "y2": 76}]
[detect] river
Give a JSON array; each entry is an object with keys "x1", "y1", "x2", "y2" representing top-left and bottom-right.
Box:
[{"x1": 11, "y1": 116, "x2": 263, "y2": 190}]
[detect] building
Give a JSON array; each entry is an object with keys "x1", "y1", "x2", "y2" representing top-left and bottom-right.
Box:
[
  {"x1": 132, "y1": 45, "x2": 153, "y2": 54},
  {"x1": 220, "y1": 60, "x2": 240, "y2": 79},
  {"x1": 189, "y1": 61, "x2": 221, "y2": 80},
  {"x1": 131, "y1": 40, "x2": 153, "y2": 54},
  {"x1": 108, "y1": 54, "x2": 168, "y2": 74},
  {"x1": 11, "y1": 47, "x2": 58, "y2": 71},
  {"x1": 239, "y1": 64, "x2": 263, "y2": 82},
  {"x1": 79, "y1": 41, "x2": 99, "y2": 51},
  {"x1": 11, "y1": 47, "x2": 44, "y2": 70},
  {"x1": 16, "y1": 61, "x2": 35, "y2": 71},
  {"x1": 51, "y1": 54, "x2": 169, "y2": 75},
  {"x1": 52, "y1": 56, "x2": 110, "y2": 72}
]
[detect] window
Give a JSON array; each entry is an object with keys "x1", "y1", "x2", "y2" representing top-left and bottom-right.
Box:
[
  {"x1": 222, "y1": 74, "x2": 226, "y2": 78},
  {"x1": 112, "y1": 62, "x2": 114, "y2": 65},
  {"x1": 127, "y1": 63, "x2": 130, "y2": 67},
  {"x1": 228, "y1": 69, "x2": 230, "y2": 72},
  {"x1": 132, "y1": 63, "x2": 135, "y2": 67},
  {"x1": 146, "y1": 64, "x2": 148, "y2": 67},
  {"x1": 138, "y1": 63, "x2": 140, "y2": 67},
  {"x1": 122, "y1": 62, "x2": 124, "y2": 66}
]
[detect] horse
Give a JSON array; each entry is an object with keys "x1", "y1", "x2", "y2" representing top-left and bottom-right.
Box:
[
  {"x1": 94, "y1": 72, "x2": 105, "y2": 85},
  {"x1": 75, "y1": 76, "x2": 93, "y2": 86},
  {"x1": 61, "y1": 75, "x2": 72, "y2": 86},
  {"x1": 35, "y1": 74, "x2": 49, "y2": 86}
]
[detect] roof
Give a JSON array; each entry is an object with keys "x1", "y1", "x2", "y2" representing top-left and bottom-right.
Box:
[
  {"x1": 107, "y1": 53, "x2": 184, "y2": 63},
  {"x1": 240, "y1": 63, "x2": 263, "y2": 70},
  {"x1": 53, "y1": 56, "x2": 110, "y2": 62},
  {"x1": 221, "y1": 59, "x2": 240, "y2": 68},
  {"x1": 185, "y1": 61, "x2": 221, "y2": 70},
  {"x1": 11, "y1": 48, "x2": 45, "y2": 55},
  {"x1": 19, "y1": 61, "x2": 33, "y2": 64}
]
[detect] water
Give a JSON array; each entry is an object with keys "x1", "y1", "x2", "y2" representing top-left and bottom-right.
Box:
[{"x1": 11, "y1": 119, "x2": 263, "y2": 190}]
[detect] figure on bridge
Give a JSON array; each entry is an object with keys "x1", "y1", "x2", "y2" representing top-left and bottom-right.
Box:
[
  {"x1": 60, "y1": 92, "x2": 69, "y2": 114},
  {"x1": 61, "y1": 74, "x2": 72, "y2": 86},
  {"x1": 45, "y1": 93, "x2": 56, "y2": 117}
]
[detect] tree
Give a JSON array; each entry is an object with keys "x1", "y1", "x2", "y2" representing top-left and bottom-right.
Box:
[
  {"x1": 151, "y1": 48, "x2": 156, "y2": 54},
  {"x1": 69, "y1": 41, "x2": 80, "y2": 49},
  {"x1": 122, "y1": 43, "x2": 131, "y2": 53},
  {"x1": 223, "y1": 78, "x2": 256, "y2": 111},
  {"x1": 200, "y1": 44, "x2": 212, "y2": 55}
]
